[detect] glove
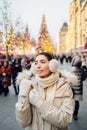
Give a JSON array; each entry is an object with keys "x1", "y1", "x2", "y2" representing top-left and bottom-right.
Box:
[
  {"x1": 19, "y1": 79, "x2": 32, "y2": 96},
  {"x1": 29, "y1": 89, "x2": 43, "y2": 108}
]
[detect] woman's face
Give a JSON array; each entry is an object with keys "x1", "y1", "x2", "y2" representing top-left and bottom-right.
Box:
[{"x1": 35, "y1": 55, "x2": 51, "y2": 78}]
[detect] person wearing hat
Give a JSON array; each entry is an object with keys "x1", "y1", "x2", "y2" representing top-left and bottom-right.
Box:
[{"x1": 15, "y1": 52, "x2": 78, "y2": 130}]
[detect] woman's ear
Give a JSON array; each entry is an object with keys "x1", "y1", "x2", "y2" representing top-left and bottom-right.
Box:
[{"x1": 49, "y1": 59, "x2": 58, "y2": 73}]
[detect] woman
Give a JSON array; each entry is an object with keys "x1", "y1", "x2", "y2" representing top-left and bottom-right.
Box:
[
  {"x1": 15, "y1": 52, "x2": 74, "y2": 130},
  {"x1": 1, "y1": 60, "x2": 11, "y2": 96}
]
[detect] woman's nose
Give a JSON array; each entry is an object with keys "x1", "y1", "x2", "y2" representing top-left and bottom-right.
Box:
[{"x1": 36, "y1": 62, "x2": 41, "y2": 68}]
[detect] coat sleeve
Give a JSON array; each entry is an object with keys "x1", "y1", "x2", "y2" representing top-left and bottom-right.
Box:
[
  {"x1": 38, "y1": 82, "x2": 74, "y2": 129},
  {"x1": 15, "y1": 96, "x2": 32, "y2": 128}
]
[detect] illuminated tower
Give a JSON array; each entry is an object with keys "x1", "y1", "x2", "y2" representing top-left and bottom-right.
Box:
[
  {"x1": 37, "y1": 15, "x2": 55, "y2": 54},
  {"x1": 39, "y1": 15, "x2": 49, "y2": 38}
]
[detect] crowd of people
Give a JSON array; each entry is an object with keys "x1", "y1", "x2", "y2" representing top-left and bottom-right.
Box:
[
  {"x1": 0, "y1": 55, "x2": 33, "y2": 96},
  {"x1": 0, "y1": 52, "x2": 87, "y2": 97}
]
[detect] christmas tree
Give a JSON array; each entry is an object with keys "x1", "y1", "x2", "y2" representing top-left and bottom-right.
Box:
[{"x1": 36, "y1": 15, "x2": 55, "y2": 54}]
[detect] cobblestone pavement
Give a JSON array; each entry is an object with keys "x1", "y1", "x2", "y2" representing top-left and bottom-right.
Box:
[{"x1": 0, "y1": 62, "x2": 87, "y2": 130}]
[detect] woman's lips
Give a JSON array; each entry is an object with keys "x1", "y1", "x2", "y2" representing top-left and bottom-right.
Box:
[{"x1": 37, "y1": 70, "x2": 43, "y2": 73}]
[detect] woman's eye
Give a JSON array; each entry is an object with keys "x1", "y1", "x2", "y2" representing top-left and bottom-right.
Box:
[
  {"x1": 41, "y1": 61, "x2": 45, "y2": 63},
  {"x1": 35, "y1": 62, "x2": 37, "y2": 65}
]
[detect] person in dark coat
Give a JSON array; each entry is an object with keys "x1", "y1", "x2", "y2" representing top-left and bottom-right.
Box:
[
  {"x1": 12, "y1": 57, "x2": 22, "y2": 95},
  {"x1": 71, "y1": 55, "x2": 85, "y2": 120}
]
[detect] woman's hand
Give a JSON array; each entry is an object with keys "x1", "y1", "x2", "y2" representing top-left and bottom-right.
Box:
[
  {"x1": 19, "y1": 79, "x2": 32, "y2": 96},
  {"x1": 29, "y1": 89, "x2": 43, "y2": 108}
]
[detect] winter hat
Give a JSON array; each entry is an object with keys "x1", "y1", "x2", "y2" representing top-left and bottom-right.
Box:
[{"x1": 71, "y1": 55, "x2": 82, "y2": 67}]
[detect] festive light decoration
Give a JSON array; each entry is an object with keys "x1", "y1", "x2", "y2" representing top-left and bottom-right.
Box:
[{"x1": 36, "y1": 15, "x2": 55, "y2": 55}]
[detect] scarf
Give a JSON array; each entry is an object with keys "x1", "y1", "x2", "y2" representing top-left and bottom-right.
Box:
[{"x1": 36, "y1": 72, "x2": 59, "y2": 103}]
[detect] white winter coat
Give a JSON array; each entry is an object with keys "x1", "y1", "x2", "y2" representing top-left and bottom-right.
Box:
[{"x1": 15, "y1": 71, "x2": 74, "y2": 130}]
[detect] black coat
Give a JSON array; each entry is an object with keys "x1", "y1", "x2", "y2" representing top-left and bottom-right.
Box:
[
  {"x1": 71, "y1": 66, "x2": 85, "y2": 100},
  {"x1": 11, "y1": 60, "x2": 22, "y2": 80}
]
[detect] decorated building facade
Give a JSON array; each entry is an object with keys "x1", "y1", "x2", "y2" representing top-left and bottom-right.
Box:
[
  {"x1": 57, "y1": 0, "x2": 87, "y2": 53},
  {"x1": 58, "y1": 22, "x2": 68, "y2": 53}
]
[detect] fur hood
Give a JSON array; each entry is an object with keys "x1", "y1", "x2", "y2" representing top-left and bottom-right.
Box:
[
  {"x1": 16, "y1": 63, "x2": 36, "y2": 86},
  {"x1": 59, "y1": 70, "x2": 78, "y2": 86}
]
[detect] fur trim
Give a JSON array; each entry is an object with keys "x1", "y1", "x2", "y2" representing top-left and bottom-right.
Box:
[
  {"x1": 16, "y1": 70, "x2": 32, "y2": 87},
  {"x1": 59, "y1": 70, "x2": 78, "y2": 87},
  {"x1": 16, "y1": 62, "x2": 36, "y2": 86}
]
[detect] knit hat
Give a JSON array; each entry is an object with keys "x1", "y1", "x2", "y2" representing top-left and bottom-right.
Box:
[{"x1": 71, "y1": 55, "x2": 82, "y2": 67}]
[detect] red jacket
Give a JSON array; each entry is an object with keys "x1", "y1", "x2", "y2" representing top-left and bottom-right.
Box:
[{"x1": 1, "y1": 65, "x2": 12, "y2": 87}]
